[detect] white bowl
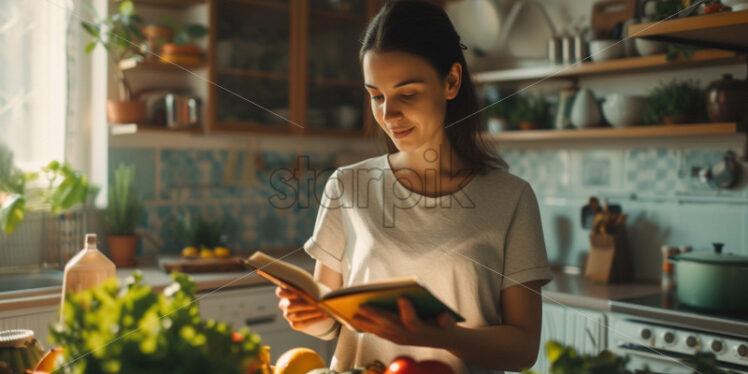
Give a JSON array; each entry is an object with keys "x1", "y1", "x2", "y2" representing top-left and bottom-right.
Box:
[
  {"x1": 634, "y1": 38, "x2": 666, "y2": 56},
  {"x1": 722, "y1": 0, "x2": 748, "y2": 11},
  {"x1": 602, "y1": 94, "x2": 645, "y2": 127},
  {"x1": 589, "y1": 40, "x2": 624, "y2": 62}
]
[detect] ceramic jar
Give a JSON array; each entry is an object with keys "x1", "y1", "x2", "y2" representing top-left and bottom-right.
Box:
[
  {"x1": 706, "y1": 74, "x2": 748, "y2": 123},
  {"x1": 571, "y1": 88, "x2": 602, "y2": 128}
]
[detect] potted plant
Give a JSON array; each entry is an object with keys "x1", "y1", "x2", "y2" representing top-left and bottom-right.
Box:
[
  {"x1": 81, "y1": 0, "x2": 147, "y2": 124},
  {"x1": 103, "y1": 163, "x2": 144, "y2": 267},
  {"x1": 0, "y1": 144, "x2": 90, "y2": 234},
  {"x1": 174, "y1": 212, "x2": 228, "y2": 258},
  {"x1": 642, "y1": 79, "x2": 706, "y2": 125},
  {"x1": 509, "y1": 93, "x2": 549, "y2": 130},
  {"x1": 158, "y1": 17, "x2": 209, "y2": 66}
]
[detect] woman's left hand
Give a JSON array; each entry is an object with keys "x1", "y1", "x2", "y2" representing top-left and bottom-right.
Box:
[{"x1": 352, "y1": 297, "x2": 457, "y2": 348}]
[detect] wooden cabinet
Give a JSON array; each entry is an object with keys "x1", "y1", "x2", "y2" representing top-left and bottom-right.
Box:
[
  {"x1": 207, "y1": 0, "x2": 380, "y2": 136},
  {"x1": 522, "y1": 303, "x2": 607, "y2": 374},
  {"x1": 198, "y1": 285, "x2": 336, "y2": 362}
]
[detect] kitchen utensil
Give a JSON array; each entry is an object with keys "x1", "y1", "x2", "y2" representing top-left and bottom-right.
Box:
[
  {"x1": 722, "y1": 0, "x2": 748, "y2": 11},
  {"x1": 602, "y1": 93, "x2": 645, "y2": 127},
  {"x1": 588, "y1": 39, "x2": 624, "y2": 62},
  {"x1": 591, "y1": 0, "x2": 637, "y2": 39},
  {"x1": 562, "y1": 35, "x2": 575, "y2": 63},
  {"x1": 548, "y1": 37, "x2": 562, "y2": 63},
  {"x1": 706, "y1": 74, "x2": 748, "y2": 123},
  {"x1": 571, "y1": 88, "x2": 602, "y2": 128},
  {"x1": 581, "y1": 197, "x2": 622, "y2": 229},
  {"x1": 698, "y1": 150, "x2": 742, "y2": 189},
  {"x1": 573, "y1": 33, "x2": 589, "y2": 62},
  {"x1": 553, "y1": 87, "x2": 578, "y2": 130},
  {"x1": 668, "y1": 242, "x2": 748, "y2": 311},
  {"x1": 165, "y1": 94, "x2": 200, "y2": 128}
]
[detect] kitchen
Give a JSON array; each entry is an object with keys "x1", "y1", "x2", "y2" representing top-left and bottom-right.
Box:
[{"x1": 1, "y1": 0, "x2": 747, "y2": 373}]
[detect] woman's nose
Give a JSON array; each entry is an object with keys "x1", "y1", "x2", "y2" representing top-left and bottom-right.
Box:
[{"x1": 382, "y1": 99, "x2": 402, "y2": 121}]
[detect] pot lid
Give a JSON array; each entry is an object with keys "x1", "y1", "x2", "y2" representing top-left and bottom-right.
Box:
[{"x1": 674, "y1": 251, "x2": 748, "y2": 266}]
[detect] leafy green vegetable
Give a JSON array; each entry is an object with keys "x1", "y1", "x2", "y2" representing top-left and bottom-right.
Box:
[
  {"x1": 104, "y1": 163, "x2": 144, "y2": 236},
  {"x1": 50, "y1": 271, "x2": 263, "y2": 374}
]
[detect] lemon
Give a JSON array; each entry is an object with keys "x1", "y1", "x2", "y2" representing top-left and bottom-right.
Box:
[
  {"x1": 214, "y1": 247, "x2": 231, "y2": 258},
  {"x1": 182, "y1": 246, "x2": 198, "y2": 257},
  {"x1": 200, "y1": 248, "x2": 215, "y2": 258},
  {"x1": 274, "y1": 348, "x2": 325, "y2": 374}
]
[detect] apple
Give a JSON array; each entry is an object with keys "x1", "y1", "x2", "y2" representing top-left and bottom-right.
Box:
[{"x1": 384, "y1": 356, "x2": 454, "y2": 374}]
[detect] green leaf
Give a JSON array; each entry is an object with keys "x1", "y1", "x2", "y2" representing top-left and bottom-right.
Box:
[
  {"x1": 0, "y1": 194, "x2": 25, "y2": 234},
  {"x1": 80, "y1": 22, "x2": 100, "y2": 38},
  {"x1": 85, "y1": 41, "x2": 97, "y2": 54},
  {"x1": 119, "y1": 0, "x2": 135, "y2": 16},
  {"x1": 185, "y1": 24, "x2": 208, "y2": 38}
]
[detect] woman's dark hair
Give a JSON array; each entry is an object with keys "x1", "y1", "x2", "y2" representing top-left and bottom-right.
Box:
[{"x1": 360, "y1": 0, "x2": 507, "y2": 173}]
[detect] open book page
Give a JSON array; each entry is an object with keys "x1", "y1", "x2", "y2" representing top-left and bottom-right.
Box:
[
  {"x1": 320, "y1": 277, "x2": 418, "y2": 299},
  {"x1": 246, "y1": 251, "x2": 322, "y2": 300}
]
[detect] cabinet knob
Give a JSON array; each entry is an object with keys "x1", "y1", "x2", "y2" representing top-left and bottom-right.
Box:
[
  {"x1": 711, "y1": 340, "x2": 723, "y2": 353},
  {"x1": 663, "y1": 332, "x2": 675, "y2": 344},
  {"x1": 640, "y1": 328, "x2": 652, "y2": 340},
  {"x1": 737, "y1": 344, "x2": 748, "y2": 357},
  {"x1": 686, "y1": 336, "x2": 699, "y2": 348}
]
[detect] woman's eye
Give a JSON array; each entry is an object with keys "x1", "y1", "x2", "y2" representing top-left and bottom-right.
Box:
[
  {"x1": 371, "y1": 95, "x2": 384, "y2": 101},
  {"x1": 401, "y1": 93, "x2": 416, "y2": 99}
]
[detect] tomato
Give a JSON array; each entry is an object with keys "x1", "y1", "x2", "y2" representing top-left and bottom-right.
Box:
[{"x1": 383, "y1": 356, "x2": 454, "y2": 374}]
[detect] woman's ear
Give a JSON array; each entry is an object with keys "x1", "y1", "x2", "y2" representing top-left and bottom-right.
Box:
[{"x1": 445, "y1": 62, "x2": 462, "y2": 100}]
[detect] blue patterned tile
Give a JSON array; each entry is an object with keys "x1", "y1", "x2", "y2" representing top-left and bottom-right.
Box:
[{"x1": 624, "y1": 148, "x2": 680, "y2": 195}]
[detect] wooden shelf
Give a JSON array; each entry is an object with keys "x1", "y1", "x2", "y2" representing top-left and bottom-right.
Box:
[
  {"x1": 217, "y1": 68, "x2": 289, "y2": 81},
  {"x1": 473, "y1": 49, "x2": 743, "y2": 83},
  {"x1": 628, "y1": 10, "x2": 748, "y2": 53},
  {"x1": 310, "y1": 77, "x2": 361, "y2": 87},
  {"x1": 133, "y1": 0, "x2": 204, "y2": 8},
  {"x1": 310, "y1": 9, "x2": 365, "y2": 22},
  {"x1": 483, "y1": 122, "x2": 742, "y2": 142},
  {"x1": 213, "y1": 121, "x2": 300, "y2": 134},
  {"x1": 109, "y1": 124, "x2": 203, "y2": 135},
  {"x1": 119, "y1": 60, "x2": 206, "y2": 72},
  {"x1": 304, "y1": 127, "x2": 365, "y2": 137},
  {"x1": 228, "y1": 0, "x2": 288, "y2": 11}
]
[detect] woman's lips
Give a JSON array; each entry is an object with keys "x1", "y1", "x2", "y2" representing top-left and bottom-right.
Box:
[{"x1": 391, "y1": 127, "x2": 414, "y2": 139}]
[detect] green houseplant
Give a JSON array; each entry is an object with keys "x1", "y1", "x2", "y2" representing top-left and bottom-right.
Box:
[
  {"x1": 50, "y1": 271, "x2": 264, "y2": 374},
  {"x1": 641, "y1": 0, "x2": 698, "y2": 61},
  {"x1": 0, "y1": 144, "x2": 90, "y2": 234},
  {"x1": 81, "y1": 0, "x2": 147, "y2": 124},
  {"x1": 104, "y1": 163, "x2": 144, "y2": 267},
  {"x1": 509, "y1": 94, "x2": 549, "y2": 130},
  {"x1": 642, "y1": 79, "x2": 706, "y2": 125}
]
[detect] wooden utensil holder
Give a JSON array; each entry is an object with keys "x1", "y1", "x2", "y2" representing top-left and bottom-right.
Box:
[{"x1": 584, "y1": 228, "x2": 634, "y2": 283}]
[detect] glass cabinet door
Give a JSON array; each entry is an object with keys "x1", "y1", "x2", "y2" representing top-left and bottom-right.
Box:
[
  {"x1": 305, "y1": 0, "x2": 368, "y2": 132},
  {"x1": 214, "y1": 0, "x2": 291, "y2": 130}
]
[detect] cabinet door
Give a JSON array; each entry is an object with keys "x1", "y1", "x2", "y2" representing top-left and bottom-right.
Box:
[
  {"x1": 198, "y1": 285, "x2": 335, "y2": 362},
  {"x1": 0, "y1": 305, "x2": 59, "y2": 349},
  {"x1": 304, "y1": 0, "x2": 369, "y2": 133},
  {"x1": 212, "y1": 0, "x2": 293, "y2": 132}
]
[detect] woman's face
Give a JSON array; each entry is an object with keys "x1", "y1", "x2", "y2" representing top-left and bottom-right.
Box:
[{"x1": 362, "y1": 51, "x2": 461, "y2": 153}]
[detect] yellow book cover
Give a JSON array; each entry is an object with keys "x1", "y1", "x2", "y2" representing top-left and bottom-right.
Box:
[{"x1": 245, "y1": 251, "x2": 465, "y2": 332}]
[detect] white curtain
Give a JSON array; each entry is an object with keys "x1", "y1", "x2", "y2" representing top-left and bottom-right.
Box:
[{"x1": 0, "y1": 0, "x2": 69, "y2": 171}]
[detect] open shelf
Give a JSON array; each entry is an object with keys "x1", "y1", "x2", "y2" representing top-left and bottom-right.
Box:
[
  {"x1": 133, "y1": 0, "x2": 204, "y2": 8},
  {"x1": 473, "y1": 49, "x2": 743, "y2": 83},
  {"x1": 483, "y1": 122, "x2": 743, "y2": 142},
  {"x1": 228, "y1": 0, "x2": 288, "y2": 11},
  {"x1": 119, "y1": 59, "x2": 206, "y2": 72},
  {"x1": 303, "y1": 127, "x2": 365, "y2": 137},
  {"x1": 109, "y1": 124, "x2": 203, "y2": 136},
  {"x1": 217, "y1": 68, "x2": 289, "y2": 81},
  {"x1": 627, "y1": 10, "x2": 748, "y2": 53}
]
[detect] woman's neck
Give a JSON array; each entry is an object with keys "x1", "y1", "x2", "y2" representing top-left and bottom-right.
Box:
[{"x1": 389, "y1": 141, "x2": 469, "y2": 179}]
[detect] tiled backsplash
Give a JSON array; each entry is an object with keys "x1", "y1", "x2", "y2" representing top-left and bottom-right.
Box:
[
  {"x1": 501, "y1": 143, "x2": 748, "y2": 280},
  {"x1": 111, "y1": 141, "x2": 746, "y2": 281}
]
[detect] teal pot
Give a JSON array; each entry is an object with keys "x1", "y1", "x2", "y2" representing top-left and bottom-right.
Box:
[{"x1": 668, "y1": 243, "x2": 748, "y2": 311}]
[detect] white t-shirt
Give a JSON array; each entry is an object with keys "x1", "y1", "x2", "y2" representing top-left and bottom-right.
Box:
[{"x1": 303, "y1": 154, "x2": 553, "y2": 374}]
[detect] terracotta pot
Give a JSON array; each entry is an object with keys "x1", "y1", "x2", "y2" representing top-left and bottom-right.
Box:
[
  {"x1": 519, "y1": 121, "x2": 540, "y2": 130},
  {"x1": 662, "y1": 115, "x2": 691, "y2": 125},
  {"x1": 706, "y1": 74, "x2": 748, "y2": 123},
  {"x1": 107, "y1": 235, "x2": 139, "y2": 267},
  {"x1": 161, "y1": 43, "x2": 203, "y2": 56},
  {"x1": 142, "y1": 25, "x2": 173, "y2": 61},
  {"x1": 107, "y1": 100, "x2": 146, "y2": 124}
]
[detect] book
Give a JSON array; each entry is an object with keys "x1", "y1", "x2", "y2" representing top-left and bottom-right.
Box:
[{"x1": 245, "y1": 251, "x2": 465, "y2": 332}]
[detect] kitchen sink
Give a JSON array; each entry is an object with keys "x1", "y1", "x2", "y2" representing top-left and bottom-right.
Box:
[{"x1": 0, "y1": 271, "x2": 64, "y2": 295}]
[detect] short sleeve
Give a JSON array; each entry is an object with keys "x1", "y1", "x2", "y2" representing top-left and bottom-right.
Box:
[
  {"x1": 501, "y1": 183, "x2": 554, "y2": 289},
  {"x1": 304, "y1": 168, "x2": 346, "y2": 273}
]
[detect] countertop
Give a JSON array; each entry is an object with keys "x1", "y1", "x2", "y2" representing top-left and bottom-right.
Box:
[{"x1": 0, "y1": 255, "x2": 660, "y2": 313}]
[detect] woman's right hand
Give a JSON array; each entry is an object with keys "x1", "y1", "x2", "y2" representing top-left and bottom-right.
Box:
[{"x1": 276, "y1": 286, "x2": 330, "y2": 331}]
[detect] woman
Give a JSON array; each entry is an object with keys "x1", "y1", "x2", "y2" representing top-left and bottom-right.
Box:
[{"x1": 276, "y1": 1, "x2": 553, "y2": 372}]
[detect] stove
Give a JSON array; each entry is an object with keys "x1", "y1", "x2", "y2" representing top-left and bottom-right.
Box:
[{"x1": 609, "y1": 292, "x2": 748, "y2": 373}]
